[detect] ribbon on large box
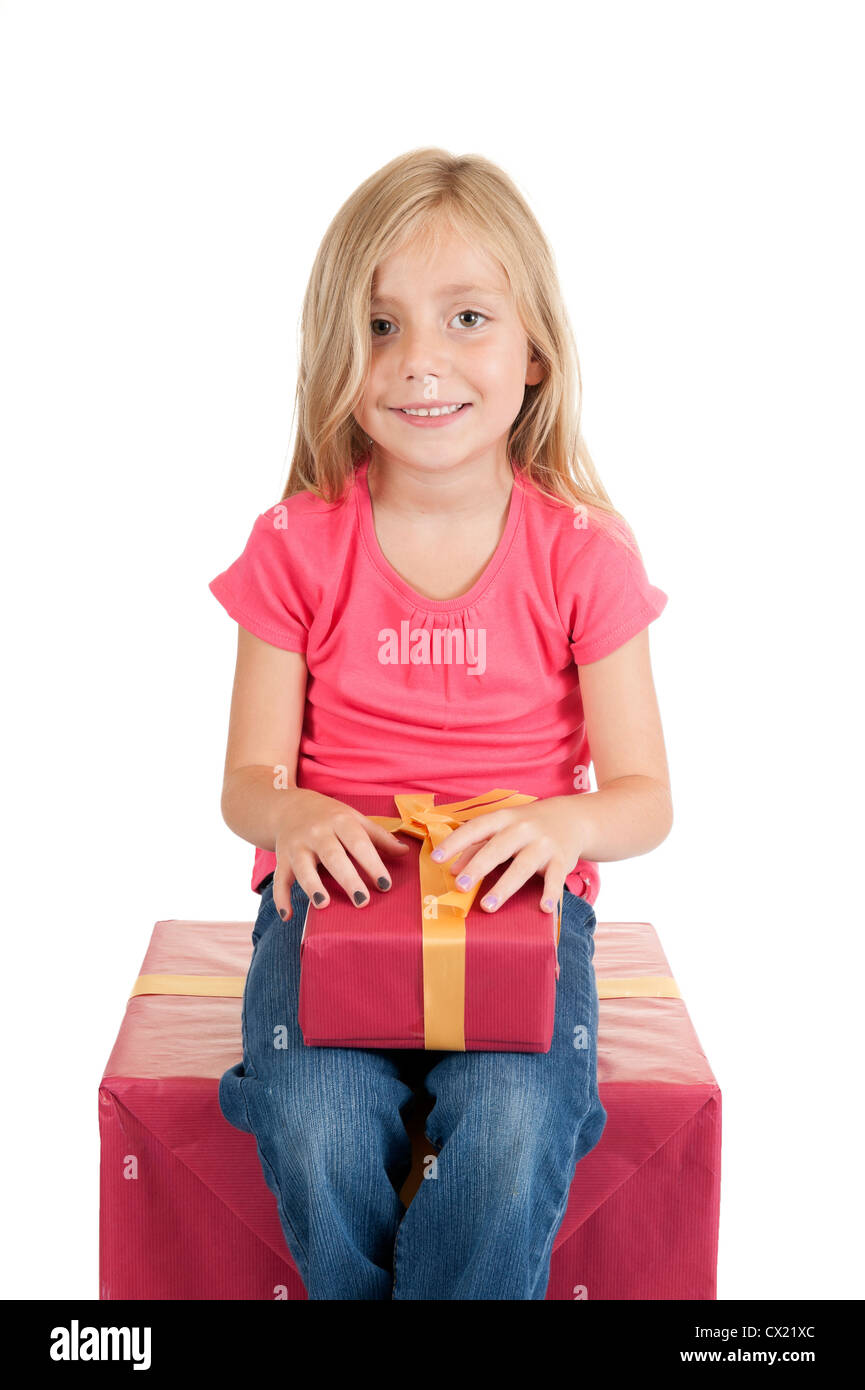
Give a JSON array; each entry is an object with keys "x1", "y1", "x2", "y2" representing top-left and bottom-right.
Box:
[{"x1": 129, "y1": 974, "x2": 682, "y2": 1001}]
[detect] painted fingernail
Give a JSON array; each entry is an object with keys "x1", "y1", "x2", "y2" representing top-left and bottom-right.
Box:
[
  {"x1": 354, "y1": 890, "x2": 368, "y2": 905},
  {"x1": 279, "y1": 907, "x2": 288, "y2": 920},
  {"x1": 313, "y1": 892, "x2": 326, "y2": 905},
  {"x1": 456, "y1": 874, "x2": 472, "y2": 890},
  {"x1": 542, "y1": 898, "x2": 555, "y2": 911},
  {"x1": 431, "y1": 849, "x2": 444, "y2": 861},
  {"x1": 377, "y1": 876, "x2": 391, "y2": 890},
  {"x1": 481, "y1": 894, "x2": 498, "y2": 910}
]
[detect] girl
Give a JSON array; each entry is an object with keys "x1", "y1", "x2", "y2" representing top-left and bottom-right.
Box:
[{"x1": 209, "y1": 147, "x2": 672, "y2": 1301}]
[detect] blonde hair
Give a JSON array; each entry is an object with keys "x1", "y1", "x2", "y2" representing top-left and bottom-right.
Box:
[{"x1": 280, "y1": 146, "x2": 640, "y2": 557}]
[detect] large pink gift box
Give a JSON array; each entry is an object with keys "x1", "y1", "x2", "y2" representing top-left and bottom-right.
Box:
[{"x1": 100, "y1": 902, "x2": 720, "y2": 1300}]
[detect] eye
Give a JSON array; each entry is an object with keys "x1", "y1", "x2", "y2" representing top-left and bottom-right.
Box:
[
  {"x1": 451, "y1": 309, "x2": 487, "y2": 329},
  {"x1": 371, "y1": 317, "x2": 394, "y2": 337}
]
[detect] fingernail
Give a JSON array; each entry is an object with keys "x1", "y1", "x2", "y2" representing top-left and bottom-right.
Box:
[
  {"x1": 542, "y1": 898, "x2": 555, "y2": 911},
  {"x1": 279, "y1": 907, "x2": 288, "y2": 920},
  {"x1": 481, "y1": 894, "x2": 498, "y2": 910},
  {"x1": 431, "y1": 849, "x2": 444, "y2": 861},
  {"x1": 377, "y1": 876, "x2": 391, "y2": 890},
  {"x1": 456, "y1": 874, "x2": 472, "y2": 890},
  {"x1": 354, "y1": 890, "x2": 368, "y2": 905},
  {"x1": 313, "y1": 892, "x2": 326, "y2": 905}
]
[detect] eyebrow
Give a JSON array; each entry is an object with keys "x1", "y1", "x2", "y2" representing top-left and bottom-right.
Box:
[{"x1": 370, "y1": 282, "x2": 509, "y2": 307}]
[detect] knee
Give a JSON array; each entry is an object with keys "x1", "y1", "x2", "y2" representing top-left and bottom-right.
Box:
[
  {"x1": 439, "y1": 1073, "x2": 599, "y2": 1183},
  {"x1": 260, "y1": 1070, "x2": 395, "y2": 1181},
  {"x1": 443, "y1": 1074, "x2": 553, "y2": 1164},
  {"x1": 259, "y1": 1072, "x2": 335, "y2": 1150}
]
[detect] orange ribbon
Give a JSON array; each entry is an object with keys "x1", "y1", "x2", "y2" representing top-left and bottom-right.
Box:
[{"x1": 129, "y1": 973, "x2": 681, "y2": 1001}]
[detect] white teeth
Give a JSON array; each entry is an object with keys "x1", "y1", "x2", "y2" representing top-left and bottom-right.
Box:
[{"x1": 400, "y1": 403, "x2": 465, "y2": 417}]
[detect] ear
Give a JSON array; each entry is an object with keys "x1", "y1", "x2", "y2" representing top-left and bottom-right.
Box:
[{"x1": 525, "y1": 349, "x2": 546, "y2": 387}]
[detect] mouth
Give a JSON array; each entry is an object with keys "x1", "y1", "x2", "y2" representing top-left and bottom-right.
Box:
[{"x1": 389, "y1": 402, "x2": 471, "y2": 419}]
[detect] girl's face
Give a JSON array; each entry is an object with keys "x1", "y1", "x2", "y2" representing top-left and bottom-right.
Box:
[{"x1": 355, "y1": 224, "x2": 544, "y2": 474}]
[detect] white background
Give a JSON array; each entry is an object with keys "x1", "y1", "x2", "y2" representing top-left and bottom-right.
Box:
[{"x1": 1, "y1": 0, "x2": 862, "y2": 1301}]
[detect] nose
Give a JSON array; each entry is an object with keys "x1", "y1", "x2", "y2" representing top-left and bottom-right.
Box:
[{"x1": 396, "y1": 322, "x2": 453, "y2": 382}]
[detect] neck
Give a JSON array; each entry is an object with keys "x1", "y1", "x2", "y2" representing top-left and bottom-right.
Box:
[{"x1": 365, "y1": 448, "x2": 515, "y2": 521}]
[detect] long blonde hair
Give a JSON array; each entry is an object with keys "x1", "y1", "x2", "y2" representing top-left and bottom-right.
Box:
[{"x1": 280, "y1": 146, "x2": 639, "y2": 556}]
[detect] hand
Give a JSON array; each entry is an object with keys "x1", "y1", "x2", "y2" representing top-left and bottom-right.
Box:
[
  {"x1": 429, "y1": 796, "x2": 583, "y2": 916},
  {"x1": 272, "y1": 789, "x2": 411, "y2": 920}
]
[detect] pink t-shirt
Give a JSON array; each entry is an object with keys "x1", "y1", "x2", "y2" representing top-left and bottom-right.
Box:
[{"x1": 209, "y1": 454, "x2": 668, "y2": 905}]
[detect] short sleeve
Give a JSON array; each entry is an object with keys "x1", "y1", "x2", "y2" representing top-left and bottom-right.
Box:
[
  {"x1": 208, "y1": 506, "x2": 310, "y2": 653},
  {"x1": 562, "y1": 519, "x2": 668, "y2": 665}
]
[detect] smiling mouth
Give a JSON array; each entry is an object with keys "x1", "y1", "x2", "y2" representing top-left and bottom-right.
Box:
[{"x1": 392, "y1": 403, "x2": 470, "y2": 417}]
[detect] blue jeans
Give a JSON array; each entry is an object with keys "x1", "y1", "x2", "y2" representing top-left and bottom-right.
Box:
[{"x1": 218, "y1": 874, "x2": 607, "y2": 1300}]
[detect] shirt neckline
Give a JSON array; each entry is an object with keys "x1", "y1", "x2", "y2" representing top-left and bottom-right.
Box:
[{"x1": 354, "y1": 452, "x2": 526, "y2": 612}]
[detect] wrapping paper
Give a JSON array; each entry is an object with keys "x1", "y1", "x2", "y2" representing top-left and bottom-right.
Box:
[{"x1": 99, "y1": 910, "x2": 721, "y2": 1300}]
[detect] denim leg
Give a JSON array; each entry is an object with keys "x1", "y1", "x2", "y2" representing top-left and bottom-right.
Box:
[
  {"x1": 392, "y1": 888, "x2": 607, "y2": 1301},
  {"x1": 218, "y1": 877, "x2": 415, "y2": 1300}
]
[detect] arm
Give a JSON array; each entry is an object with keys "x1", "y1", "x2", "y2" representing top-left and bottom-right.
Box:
[
  {"x1": 565, "y1": 625, "x2": 673, "y2": 860},
  {"x1": 218, "y1": 625, "x2": 309, "y2": 852},
  {"x1": 217, "y1": 625, "x2": 410, "y2": 915}
]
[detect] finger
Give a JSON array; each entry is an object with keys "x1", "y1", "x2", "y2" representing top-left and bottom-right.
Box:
[
  {"x1": 313, "y1": 838, "x2": 379, "y2": 909},
  {"x1": 285, "y1": 842, "x2": 340, "y2": 910},
  {"x1": 444, "y1": 846, "x2": 475, "y2": 876},
  {"x1": 287, "y1": 844, "x2": 352, "y2": 911},
  {"x1": 358, "y1": 816, "x2": 412, "y2": 859},
  {"x1": 477, "y1": 847, "x2": 552, "y2": 913},
  {"x1": 430, "y1": 813, "x2": 504, "y2": 867},
  {"x1": 450, "y1": 819, "x2": 534, "y2": 893},
  {"x1": 273, "y1": 859, "x2": 297, "y2": 921},
  {"x1": 333, "y1": 818, "x2": 406, "y2": 895},
  {"x1": 539, "y1": 872, "x2": 565, "y2": 921}
]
